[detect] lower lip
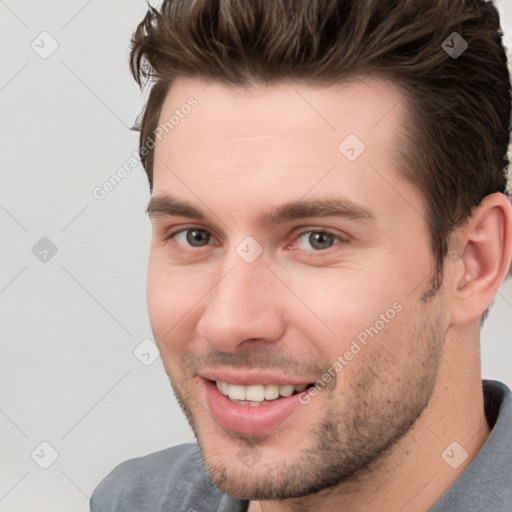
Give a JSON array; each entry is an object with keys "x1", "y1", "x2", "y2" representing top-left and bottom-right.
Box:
[{"x1": 204, "y1": 380, "x2": 306, "y2": 435}]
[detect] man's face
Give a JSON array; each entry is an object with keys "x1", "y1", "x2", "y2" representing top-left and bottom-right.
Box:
[{"x1": 147, "y1": 77, "x2": 449, "y2": 499}]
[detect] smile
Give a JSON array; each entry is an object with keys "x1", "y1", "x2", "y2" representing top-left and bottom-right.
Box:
[
  {"x1": 203, "y1": 377, "x2": 316, "y2": 435},
  {"x1": 215, "y1": 380, "x2": 308, "y2": 405}
]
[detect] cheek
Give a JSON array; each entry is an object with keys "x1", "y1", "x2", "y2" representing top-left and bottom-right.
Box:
[
  {"x1": 287, "y1": 270, "x2": 404, "y2": 353},
  {"x1": 146, "y1": 258, "x2": 207, "y2": 350}
]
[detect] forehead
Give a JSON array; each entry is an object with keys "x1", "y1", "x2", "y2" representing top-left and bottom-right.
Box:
[
  {"x1": 156, "y1": 76, "x2": 406, "y2": 151},
  {"x1": 151, "y1": 76, "x2": 424, "y2": 229}
]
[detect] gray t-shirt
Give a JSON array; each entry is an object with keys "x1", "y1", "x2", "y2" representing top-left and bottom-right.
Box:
[{"x1": 90, "y1": 380, "x2": 512, "y2": 511}]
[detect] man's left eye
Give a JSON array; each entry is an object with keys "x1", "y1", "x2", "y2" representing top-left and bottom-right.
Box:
[{"x1": 294, "y1": 230, "x2": 342, "y2": 251}]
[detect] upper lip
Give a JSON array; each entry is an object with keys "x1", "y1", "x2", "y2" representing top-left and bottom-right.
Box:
[{"x1": 199, "y1": 369, "x2": 316, "y2": 387}]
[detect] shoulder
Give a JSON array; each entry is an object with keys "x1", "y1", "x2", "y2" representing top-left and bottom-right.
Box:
[
  {"x1": 90, "y1": 443, "x2": 232, "y2": 512},
  {"x1": 431, "y1": 380, "x2": 512, "y2": 511}
]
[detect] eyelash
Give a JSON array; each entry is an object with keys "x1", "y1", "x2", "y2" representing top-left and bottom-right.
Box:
[{"x1": 163, "y1": 226, "x2": 345, "y2": 252}]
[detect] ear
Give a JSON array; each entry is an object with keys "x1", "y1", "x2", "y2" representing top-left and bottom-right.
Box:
[{"x1": 450, "y1": 192, "x2": 512, "y2": 325}]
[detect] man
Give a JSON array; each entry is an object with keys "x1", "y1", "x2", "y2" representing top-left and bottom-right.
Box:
[{"x1": 91, "y1": 0, "x2": 512, "y2": 510}]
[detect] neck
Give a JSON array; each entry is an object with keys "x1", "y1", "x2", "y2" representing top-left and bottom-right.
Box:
[{"x1": 250, "y1": 324, "x2": 490, "y2": 512}]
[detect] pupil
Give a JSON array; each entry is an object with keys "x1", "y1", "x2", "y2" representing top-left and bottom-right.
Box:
[
  {"x1": 310, "y1": 232, "x2": 333, "y2": 250},
  {"x1": 187, "y1": 229, "x2": 209, "y2": 246}
]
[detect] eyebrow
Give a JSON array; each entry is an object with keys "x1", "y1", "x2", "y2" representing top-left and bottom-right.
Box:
[
  {"x1": 146, "y1": 194, "x2": 375, "y2": 227},
  {"x1": 261, "y1": 197, "x2": 375, "y2": 226},
  {"x1": 147, "y1": 196, "x2": 206, "y2": 221}
]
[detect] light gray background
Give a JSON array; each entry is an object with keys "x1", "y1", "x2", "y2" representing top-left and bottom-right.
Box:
[{"x1": 1, "y1": 1, "x2": 511, "y2": 510}]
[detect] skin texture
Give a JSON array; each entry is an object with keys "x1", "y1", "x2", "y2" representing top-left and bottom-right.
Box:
[{"x1": 146, "y1": 77, "x2": 512, "y2": 511}]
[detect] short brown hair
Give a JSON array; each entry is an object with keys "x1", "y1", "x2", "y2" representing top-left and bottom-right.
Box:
[{"x1": 129, "y1": 0, "x2": 511, "y2": 291}]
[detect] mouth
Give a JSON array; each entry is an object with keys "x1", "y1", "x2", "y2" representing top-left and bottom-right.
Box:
[
  {"x1": 214, "y1": 380, "x2": 312, "y2": 406},
  {"x1": 202, "y1": 377, "x2": 317, "y2": 435}
]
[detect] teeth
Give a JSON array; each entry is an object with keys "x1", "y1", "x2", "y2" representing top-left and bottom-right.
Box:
[
  {"x1": 216, "y1": 380, "x2": 229, "y2": 395},
  {"x1": 215, "y1": 381, "x2": 308, "y2": 403},
  {"x1": 245, "y1": 385, "x2": 265, "y2": 401},
  {"x1": 231, "y1": 399, "x2": 270, "y2": 406},
  {"x1": 264, "y1": 384, "x2": 280, "y2": 400},
  {"x1": 279, "y1": 385, "x2": 294, "y2": 397},
  {"x1": 228, "y1": 384, "x2": 245, "y2": 401}
]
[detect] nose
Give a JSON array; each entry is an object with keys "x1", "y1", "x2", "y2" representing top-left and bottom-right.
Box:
[{"x1": 195, "y1": 255, "x2": 286, "y2": 353}]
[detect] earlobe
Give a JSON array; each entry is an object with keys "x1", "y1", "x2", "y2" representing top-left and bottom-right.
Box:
[{"x1": 450, "y1": 193, "x2": 512, "y2": 325}]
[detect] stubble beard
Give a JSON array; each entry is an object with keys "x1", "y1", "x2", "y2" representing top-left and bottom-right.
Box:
[{"x1": 165, "y1": 303, "x2": 446, "y2": 501}]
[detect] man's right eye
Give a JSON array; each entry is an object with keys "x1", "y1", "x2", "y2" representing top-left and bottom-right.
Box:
[{"x1": 167, "y1": 228, "x2": 213, "y2": 248}]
